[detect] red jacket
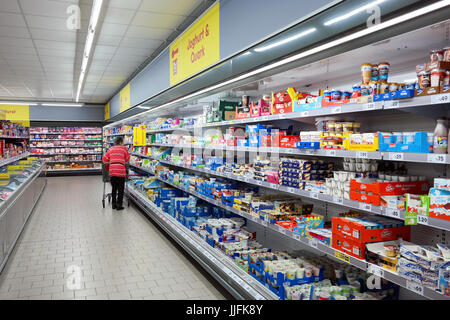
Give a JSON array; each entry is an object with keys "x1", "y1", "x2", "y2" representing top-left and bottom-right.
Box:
[{"x1": 102, "y1": 146, "x2": 130, "y2": 177}]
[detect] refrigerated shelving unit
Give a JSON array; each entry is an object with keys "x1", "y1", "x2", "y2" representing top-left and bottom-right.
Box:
[{"x1": 103, "y1": 1, "x2": 450, "y2": 300}]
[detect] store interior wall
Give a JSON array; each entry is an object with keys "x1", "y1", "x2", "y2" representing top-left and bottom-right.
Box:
[
  {"x1": 29, "y1": 105, "x2": 104, "y2": 122},
  {"x1": 106, "y1": 0, "x2": 337, "y2": 119}
]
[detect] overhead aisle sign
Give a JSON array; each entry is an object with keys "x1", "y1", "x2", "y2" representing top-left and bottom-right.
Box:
[
  {"x1": 120, "y1": 83, "x2": 131, "y2": 113},
  {"x1": 0, "y1": 105, "x2": 30, "y2": 127},
  {"x1": 105, "y1": 102, "x2": 110, "y2": 120},
  {"x1": 170, "y1": 2, "x2": 220, "y2": 86}
]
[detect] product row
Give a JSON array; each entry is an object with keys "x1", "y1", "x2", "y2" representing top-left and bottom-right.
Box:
[
  {"x1": 46, "y1": 163, "x2": 101, "y2": 170},
  {"x1": 128, "y1": 175, "x2": 402, "y2": 300},
  {"x1": 39, "y1": 155, "x2": 102, "y2": 162},
  {"x1": 30, "y1": 127, "x2": 102, "y2": 134},
  {"x1": 144, "y1": 117, "x2": 449, "y2": 154},
  {"x1": 31, "y1": 147, "x2": 102, "y2": 155},
  {"x1": 0, "y1": 121, "x2": 29, "y2": 137},
  {"x1": 0, "y1": 140, "x2": 27, "y2": 161}
]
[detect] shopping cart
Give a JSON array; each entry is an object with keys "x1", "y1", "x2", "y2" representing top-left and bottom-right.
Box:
[{"x1": 101, "y1": 162, "x2": 131, "y2": 208}]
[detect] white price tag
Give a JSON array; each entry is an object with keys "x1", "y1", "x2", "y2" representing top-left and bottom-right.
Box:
[
  {"x1": 384, "y1": 100, "x2": 400, "y2": 109},
  {"x1": 293, "y1": 234, "x2": 301, "y2": 241},
  {"x1": 286, "y1": 148, "x2": 295, "y2": 154},
  {"x1": 367, "y1": 264, "x2": 385, "y2": 278},
  {"x1": 301, "y1": 111, "x2": 309, "y2": 117},
  {"x1": 406, "y1": 280, "x2": 424, "y2": 296},
  {"x1": 308, "y1": 238, "x2": 318, "y2": 249},
  {"x1": 333, "y1": 197, "x2": 344, "y2": 205},
  {"x1": 386, "y1": 208, "x2": 401, "y2": 219},
  {"x1": 427, "y1": 154, "x2": 446, "y2": 164},
  {"x1": 363, "y1": 102, "x2": 376, "y2": 110},
  {"x1": 327, "y1": 150, "x2": 336, "y2": 157},
  {"x1": 256, "y1": 180, "x2": 263, "y2": 186},
  {"x1": 261, "y1": 116, "x2": 269, "y2": 121},
  {"x1": 283, "y1": 229, "x2": 290, "y2": 236},
  {"x1": 332, "y1": 107, "x2": 342, "y2": 114},
  {"x1": 243, "y1": 177, "x2": 250, "y2": 183},
  {"x1": 357, "y1": 151, "x2": 369, "y2": 159},
  {"x1": 417, "y1": 215, "x2": 429, "y2": 225},
  {"x1": 279, "y1": 113, "x2": 289, "y2": 119},
  {"x1": 359, "y1": 202, "x2": 372, "y2": 211},
  {"x1": 431, "y1": 93, "x2": 450, "y2": 105},
  {"x1": 287, "y1": 187, "x2": 296, "y2": 193},
  {"x1": 388, "y1": 152, "x2": 404, "y2": 161},
  {"x1": 311, "y1": 192, "x2": 319, "y2": 200},
  {"x1": 261, "y1": 220, "x2": 268, "y2": 227}
]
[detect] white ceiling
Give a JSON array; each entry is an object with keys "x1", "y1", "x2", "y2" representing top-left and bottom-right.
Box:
[{"x1": 0, "y1": 0, "x2": 204, "y2": 104}]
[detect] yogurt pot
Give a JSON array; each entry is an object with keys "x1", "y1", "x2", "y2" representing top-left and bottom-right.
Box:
[
  {"x1": 361, "y1": 63, "x2": 372, "y2": 84},
  {"x1": 431, "y1": 68, "x2": 447, "y2": 87},
  {"x1": 444, "y1": 71, "x2": 450, "y2": 86},
  {"x1": 444, "y1": 47, "x2": 450, "y2": 62},
  {"x1": 341, "y1": 91, "x2": 351, "y2": 100},
  {"x1": 352, "y1": 84, "x2": 361, "y2": 98},
  {"x1": 418, "y1": 71, "x2": 431, "y2": 88},
  {"x1": 430, "y1": 49, "x2": 445, "y2": 62},
  {"x1": 331, "y1": 90, "x2": 342, "y2": 101},
  {"x1": 371, "y1": 64, "x2": 379, "y2": 81},
  {"x1": 378, "y1": 62, "x2": 390, "y2": 82},
  {"x1": 379, "y1": 82, "x2": 389, "y2": 94},
  {"x1": 360, "y1": 85, "x2": 370, "y2": 96},
  {"x1": 404, "y1": 80, "x2": 417, "y2": 90}
]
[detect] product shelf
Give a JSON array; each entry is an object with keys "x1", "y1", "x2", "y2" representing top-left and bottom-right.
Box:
[
  {"x1": 0, "y1": 152, "x2": 30, "y2": 168},
  {"x1": 130, "y1": 153, "x2": 450, "y2": 232},
  {"x1": 127, "y1": 186, "x2": 278, "y2": 300},
  {"x1": 104, "y1": 133, "x2": 133, "y2": 137},
  {"x1": 129, "y1": 163, "x2": 450, "y2": 300},
  {"x1": 30, "y1": 139, "x2": 102, "y2": 142},
  {"x1": 44, "y1": 160, "x2": 101, "y2": 163},
  {"x1": 33, "y1": 152, "x2": 102, "y2": 156},
  {"x1": 31, "y1": 145, "x2": 102, "y2": 148},
  {"x1": 145, "y1": 94, "x2": 450, "y2": 134},
  {"x1": 0, "y1": 135, "x2": 29, "y2": 139},
  {"x1": 30, "y1": 132, "x2": 101, "y2": 135},
  {"x1": 46, "y1": 168, "x2": 101, "y2": 172}
]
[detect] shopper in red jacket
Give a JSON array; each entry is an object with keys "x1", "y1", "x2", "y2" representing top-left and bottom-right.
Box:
[{"x1": 102, "y1": 137, "x2": 130, "y2": 210}]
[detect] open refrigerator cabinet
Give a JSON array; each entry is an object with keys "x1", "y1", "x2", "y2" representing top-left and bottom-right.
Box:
[{"x1": 103, "y1": 2, "x2": 450, "y2": 300}]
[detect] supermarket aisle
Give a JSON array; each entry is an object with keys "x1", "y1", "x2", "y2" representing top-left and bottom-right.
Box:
[{"x1": 0, "y1": 176, "x2": 227, "y2": 300}]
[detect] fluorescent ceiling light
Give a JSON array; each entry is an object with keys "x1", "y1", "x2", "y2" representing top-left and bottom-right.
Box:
[
  {"x1": 121, "y1": 0, "x2": 449, "y2": 124},
  {"x1": 254, "y1": 28, "x2": 317, "y2": 52},
  {"x1": 41, "y1": 103, "x2": 84, "y2": 107},
  {"x1": 0, "y1": 101, "x2": 38, "y2": 106},
  {"x1": 324, "y1": 0, "x2": 387, "y2": 26},
  {"x1": 75, "y1": 0, "x2": 103, "y2": 103}
]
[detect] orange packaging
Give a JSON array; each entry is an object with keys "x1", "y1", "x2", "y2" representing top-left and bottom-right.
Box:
[
  {"x1": 332, "y1": 216, "x2": 411, "y2": 244},
  {"x1": 350, "y1": 179, "x2": 429, "y2": 196},
  {"x1": 332, "y1": 233, "x2": 365, "y2": 259}
]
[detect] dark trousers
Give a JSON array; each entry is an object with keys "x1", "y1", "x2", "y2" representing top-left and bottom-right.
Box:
[{"x1": 110, "y1": 176, "x2": 125, "y2": 207}]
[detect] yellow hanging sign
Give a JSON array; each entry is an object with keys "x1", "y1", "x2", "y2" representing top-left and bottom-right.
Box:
[
  {"x1": 0, "y1": 173, "x2": 10, "y2": 179},
  {"x1": 170, "y1": 2, "x2": 220, "y2": 86},
  {"x1": 8, "y1": 165, "x2": 24, "y2": 171},
  {"x1": 0, "y1": 105, "x2": 30, "y2": 127},
  {"x1": 105, "y1": 102, "x2": 110, "y2": 120},
  {"x1": 120, "y1": 84, "x2": 131, "y2": 113}
]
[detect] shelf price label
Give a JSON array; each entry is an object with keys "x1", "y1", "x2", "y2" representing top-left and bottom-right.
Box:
[
  {"x1": 261, "y1": 116, "x2": 269, "y2": 121},
  {"x1": 406, "y1": 280, "x2": 424, "y2": 296},
  {"x1": 367, "y1": 263, "x2": 384, "y2": 278},
  {"x1": 431, "y1": 93, "x2": 450, "y2": 105},
  {"x1": 363, "y1": 102, "x2": 376, "y2": 110},
  {"x1": 255, "y1": 180, "x2": 263, "y2": 186},
  {"x1": 417, "y1": 215, "x2": 429, "y2": 225},
  {"x1": 287, "y1": 187, "x2": 296, "y2": 194},
  {"x1": 385, "y1": 208, "x2": 401, "y2": 219},
  {"x1": 359, "y1": 202, "x2": 372, "y2": 211},
  {"x1": 427, "y1": 154, "x2": 446, "y2": 164},
  {"x1": 301, "y1": 111, "x2": 309, "y2": 117},
  {"x1": 388, "y1": 152, "x2": 403, "y2": 161},
  {"x1": 384, "y1": 100, "x2": 400, "y2": 109},
  {"x1": 357, "y1": 151, "x2": 369, "y2": 159},
  {"x1": 311, "y1": 192, "x2": 319, "y2": 200},
  {"x1": 308, "y1": 238, "x2": 318, "y2": 249},
  {"x1": 279, "y1": 113, "x2": 290, "y2": 119},
  {"x1": 326, "y1": 150, "x2": 337, "y2": 157},
  {"x1": 293, "y1": 234, "x2": 301, "y2": 241},
  {"x1": 333, "y1": 197, "x2": 344, "y2": 205},
  {"x1": 334, "y1": 251, "x2": 351, "y2": 263},
  {"x1": 332, "y1": 107, "x2": 342, "y2": 114}
]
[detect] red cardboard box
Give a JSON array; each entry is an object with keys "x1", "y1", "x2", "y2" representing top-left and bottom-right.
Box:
[
  {"x1": 279, "y1": 135, "x2": 301, "y2": 148},
  {"x1": 321, "y1": 98, "x2": 358, "y2": 107},
  {"x1": 350, "y1": 179, "x2": 429, "y2": 196},
  {"x1": 332, "y1": 216, "x2": 411, "y2": 243},
  {"x1": 332, "y1": 233, "x2": 365, "y2": 260}
]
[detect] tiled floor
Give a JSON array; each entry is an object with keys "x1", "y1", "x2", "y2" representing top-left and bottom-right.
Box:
[{"x1": 0, "y1": 176, "x2": 228, "y2": 300}]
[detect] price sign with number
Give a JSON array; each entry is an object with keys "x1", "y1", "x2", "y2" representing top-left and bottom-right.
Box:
[
  {"x1": 333, "y1": 197, "x2": 344, "y2": 205},
  {"x1": 279, "y1": 113, "x2": 289, "y2": 119},
  {"x1": 417, "y1": 215, "x2": 429, "y2": 225},
  {"x1": 384, "y1": 100, "x2": 400, "y2": 109},
  {"x1": 311, "y1": 192, "x2": 319, "y2": 200},
  {"x1": 406, "y1": 280, "x2": 424, "y2": 295},
  {"x1": 294, "y1": 234, "x2": 301, "y2": 241},
  {"x1": 327, "y1": 150, "x2": 337, "y2": 157},
  {"x1": 427, "y1": 154, "x2": 446, "y2": 164},
  {"x1": 261, "y1": 116, "x2": 269, "y2": 121},
  {"x1": 333, "y1": 107, "x2": 342, "y2": 114},
  {"x1": 386, "y1": 208, "x2": 401, "y2": 219},
  {"x1": 363, "y1": 102, "x2": 375, "y2": 110},
  {"x1": 308, "y1": 238, "x2": 318, "y2": 249},
  {"x1": 256, "y1": 180, "x2": 263, "y2": 186},
  {"x1": 359, "y1": 202, "x2": 372, "y2": 211},
  {"x1": 301, "y1": 111, "x2": 309, "y2": 117},
  {"x1": 334, "y1": 251, "x2": 351, "y2": 263},
  {"x1": 367, "y1": 263, "x2": 384, "y2": 278},
  {"x1": 287, "y1": 187, "x2": 296, "y2": 193},
  {"x1": 357, "y1": 151, "x2": 368, "y2": 159},
  {"x1": 431, "y1": 93, "x2": 450, "y2": 105},
  {"x1": 388, "y1": 152, "x2": 404, "y2": 161}
]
